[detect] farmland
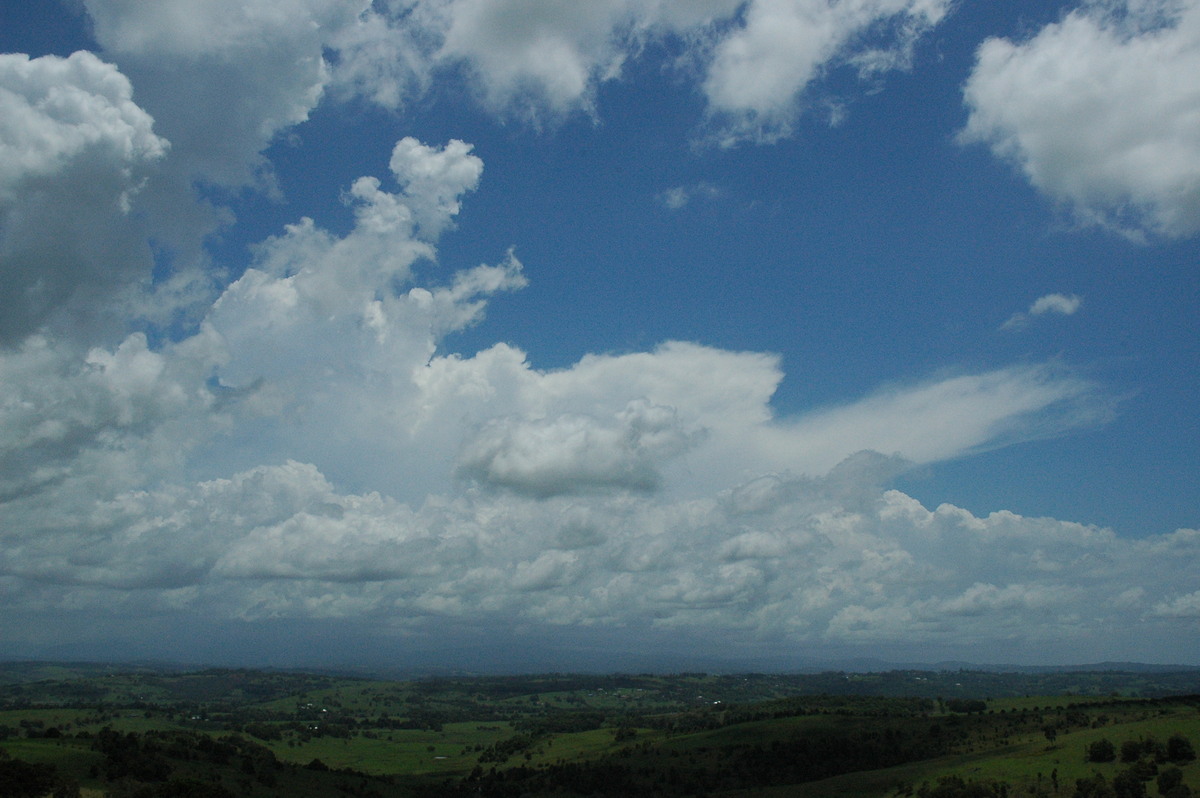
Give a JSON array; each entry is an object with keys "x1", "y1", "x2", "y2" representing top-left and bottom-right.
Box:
[{"x1": 0, "y1": 664, "x2": 1197, "y2": 796}]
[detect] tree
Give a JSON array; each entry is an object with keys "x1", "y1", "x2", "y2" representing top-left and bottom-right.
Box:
[
  {"x1": 1075, "y1": 774, "x2": 1117, "y2": 798},
  {"x1": 1157, "y1": 767, "x2": 1183, "y2": 796},
  {"x1": 1113, "y1": 769, "x2": 1147, "y2": 798},
  {"x1": 0, "y1": 759, "x2": 59, "y2": 798},
  {"x1": 1089, "y1": 739, "x2": 1117, "y2": 763},
  {"x1": 1166, "y1": 734, "x2": 1195, "y2": 764}
]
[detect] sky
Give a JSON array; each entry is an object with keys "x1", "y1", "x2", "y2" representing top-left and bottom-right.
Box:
[{"x1": 0, "y1": 0, "x2": 1197, "y2": 671}]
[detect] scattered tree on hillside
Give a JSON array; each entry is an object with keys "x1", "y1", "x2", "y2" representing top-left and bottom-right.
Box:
[
  {"x1": 1113, "y1": 768, "x2": 1147, "y2": 798},
  {"x1": 1089, "y1": 739, "x2": 1118, "y2": 763},
  {"x1": 1156, "y1": 767, "x2": 1183, "y2": 796},
  {"x1": 1167, "y1": 734, "x2": 1195, "y2": 763},
  {"x1": 1075, "y1": 774, "x2": 1117, "y2": 798}
]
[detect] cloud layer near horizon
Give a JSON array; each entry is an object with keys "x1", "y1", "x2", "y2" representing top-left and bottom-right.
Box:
[{"x1": 1, "y1": 0, "x2": 1198, "y2": 665}]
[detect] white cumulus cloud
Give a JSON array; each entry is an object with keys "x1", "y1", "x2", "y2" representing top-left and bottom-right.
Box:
[
  {"x1": 962, "y1": 0, "x2": 1200, "y2": 239},
  {"x1": 0, "y1": 128, "x2": 1165, "y2": 664},
  {"x1": 0, "y1": 51, "x2": 168, "y2": 341},
  {"x1": 702, "y1": 0, "x2": 951, "y2": 144}
]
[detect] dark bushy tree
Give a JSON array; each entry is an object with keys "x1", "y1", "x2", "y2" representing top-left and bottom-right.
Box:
[
  {"x1": 1157, "y1": 767, "x2": 1183, "y2": 796},
  {"x1": 1167, "y1": 734, "x2": 1195, "y2": 764},
  {"x1": 1076, "y1": 774, "x2": 1117, "y2": 798},
  {"x1": 0, "y1": 759, "x2": 58, "y2": 798},
  {"x1": 1089, "y1": 739, "x2": 1117, "y2": 763},
  {"x1": 1113, "y1": 768, "x2": 1147, "y2": 798}
]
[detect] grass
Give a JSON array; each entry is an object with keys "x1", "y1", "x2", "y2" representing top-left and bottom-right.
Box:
[
  {"x1": 795, "y1": 703, "x2": 1200, "y2": 797},
  {"x1": 265, "y1": 720, "x2": 517, "y2": 775},
  {"x1": 0, "y1": 737, "x2": 105, "y2": 785}
]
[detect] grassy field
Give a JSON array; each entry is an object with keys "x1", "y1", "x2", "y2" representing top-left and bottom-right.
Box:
[{"x1": 263, "y1": 719, "x2": 517, "y2": 774}]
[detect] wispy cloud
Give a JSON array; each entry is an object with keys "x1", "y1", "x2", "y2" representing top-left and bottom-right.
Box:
[{"x1": 659, "y1": 182, "x2": 720, "y2": 210}]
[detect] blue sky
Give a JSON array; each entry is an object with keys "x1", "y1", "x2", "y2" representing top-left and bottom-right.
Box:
[{"x1": 0, "y1": 0, "x2": 1197, "y2": 669}]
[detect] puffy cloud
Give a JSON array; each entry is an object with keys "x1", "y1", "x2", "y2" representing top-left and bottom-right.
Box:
[
  {"x1": 432, "y1": 0, "x2": 643, "y2": 117},
  {"x1": 0, "y1": 125, "x2": 1167, "y2": 664},
  {"x1": 1155, "y1": 590, "x2": 1200, "y2": 617},
  {"x1": 317, "y1": 0, "x2": 951, "y2": 135},
  {"x1": 415, "y1": 0, "x2": 750, "y2": 118},
  {"x1": 388, "y1": 137, "x2": 483, "y2": 237},
  {"x1": 1031, "y1": 293, "x2": 1083, "y2": 317},
  {"x1": 4, "y1": 450, "x2": 1196, "y2": 663},
  {"x1": 702, "y1": 0, "x2": 951, "y2": 144},
  {"x1": 324, "y1": 6, "x2": 433, "y2": 110},
  {"x1": 214, "y1": 204, "x2": 1103, "y2": 500},
  {"x1": 1002, "y1": 292, "x2": 1083, "y2": 330},
  {"x1": 0, "y1": 51, "x2": 168, "y2": 341},
  {"x1": 67, "y1": 0, "x2": 950, "y2": 154},
  {"x1": 0, "y1": 329, "x2": 222, "y2": 495},
  {"x1": 197, "y1": 138, "x2": 516, "y2": 501},
  {"x1": 961, "y1": 0, "x2": 1200, "y2": 239},
  {"x1": 82, "y1": 0, "x2": 356, "y2": 188},
  {"x1": 72, "y1": 0, "x2": 369, "y2": 287},
  {"x1": 459, "y1": 400, "x2": 702, "y2": 497}
]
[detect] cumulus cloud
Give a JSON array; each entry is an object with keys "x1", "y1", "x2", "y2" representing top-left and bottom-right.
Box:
[
  {"x1": 65, "y1": 0, "x2": 375, "y2": 300},
  {"x1": 82, "y1": 0, "x2": 353, "y2": 189},
  {"x1": 431, "y1": 0, "x2": 643, "y2": 118},
  {"x1": 1155, "y1": 589, "x2": 1200, "y2": 617},
  {"x1": 0, "y1": 0, "x2": 1191, "y2": 668},
  {"x1": 962, "y1": 0, "x2": 1200, "y2": 239},
  {"x1": 4, "y1": 450, "x2": 1197, "y2": 663},
  {"x1": 0, "y1": 124, "x2": 1143, "y2": 660},
  {"x1": 0, "y1": 51, "x2": 168, "y2": 342},
  {"x1": 1002, "y1": 292, "x2": 1083, "y2": 330},
  {"x1": 459, "y1": 400, "x2": 702, "y2": 497},
  {"x1": 324, "y1": 0, "x2": 950, "y2": 135},
  {"x1": 324, "y1": 6, "x2": 432, "y2": 109},
  {"x1": 701, "y1": 0, "x2": 951, "y2": 144}
]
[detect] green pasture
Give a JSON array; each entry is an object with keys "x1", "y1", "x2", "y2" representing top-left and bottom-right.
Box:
[
  {"x1": 869, "y1": 704, "x2": 1200, "y2": 796},
  {"x1": 523, "y1": 726, "x2": 668, "y2": 766},
  {"x1": 986, "y1": 694, "x2": 1125, "y2": 712},
  {"x1": 0, "y1": 736, "x2": 104, "y2": 785},
  {"x1": 265, "y1": 719, "x2": 516, "y2": 775}
]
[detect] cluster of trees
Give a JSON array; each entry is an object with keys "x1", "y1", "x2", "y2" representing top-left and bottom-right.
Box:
[
  {"x1": 915, "y1": 775, "x2": 1010, "y2": 798},
  {"x1": 1087, "y1": 733, "x2": 1196, "y2": 765},
  {"x1": 1075, "y1": 732, "x2": 1197, "y2": 798},
  {"x1": 0, "y1": 754, "x2": 79, "y2": 798}
]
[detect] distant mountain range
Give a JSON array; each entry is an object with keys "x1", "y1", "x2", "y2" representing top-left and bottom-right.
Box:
[{"x1": 1, "y1": 656, "x2": 1197, "y2": 685}]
